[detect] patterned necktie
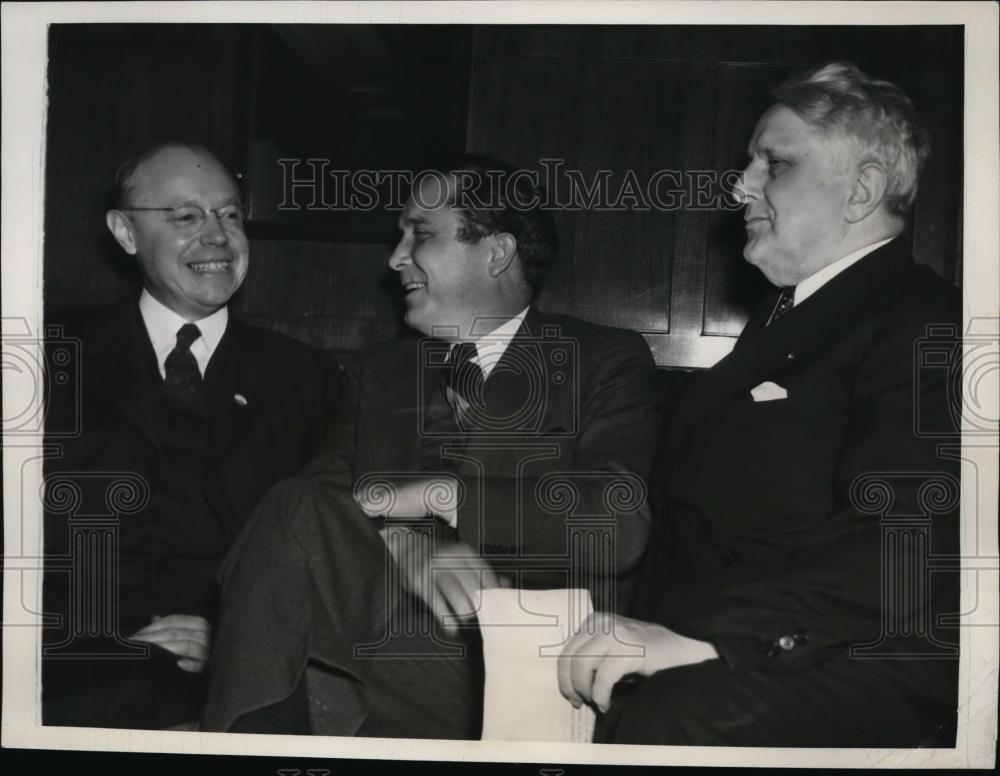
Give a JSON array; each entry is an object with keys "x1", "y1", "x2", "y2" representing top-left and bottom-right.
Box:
[
  {"x1": 442, "y1": 342, "x2": 485, "y2": 424},
  {"x1": 164, "y1": 323, "x2": 203, "y2": 403},
  {"x1": 767, "y1": 286, "x2": 796, "y2": 326}
]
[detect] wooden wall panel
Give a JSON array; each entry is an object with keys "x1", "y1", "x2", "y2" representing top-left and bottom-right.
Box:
[
  {"x1": 43, "y1": 25, "x2": 254, "y2": 310},
  {"x1": 42, "y1": 24, "x2": 962, "y2": 370},
  {"x1": 466, "y1": 25, "x2": 963, "y2": 368},
  {"x1": 467, "y1": 55, "x2": 685, "y2": 333},
  {"x1": 232, "y1": 238, "x2": 404, "y2": 354},
  {"x1": 701, "y1": 62, "x2": 795, "y2": 339}
]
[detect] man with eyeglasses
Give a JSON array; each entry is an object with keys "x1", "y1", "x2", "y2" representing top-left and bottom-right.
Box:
[{"x1": 42, "y1": 140, "x2": 339, "y2": 730}]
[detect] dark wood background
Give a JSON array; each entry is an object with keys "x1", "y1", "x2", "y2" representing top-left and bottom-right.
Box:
[{"x1": 43, "y1": 24, "x2": 963, "y2": 368}]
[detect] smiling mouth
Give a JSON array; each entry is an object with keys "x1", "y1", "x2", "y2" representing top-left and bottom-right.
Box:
[
  {"x1": 188, "y1": 260, "x2": 233, "y2": 273},
  {"x1": 403, "y1": 281, "x2": 426, "y2": 295}
]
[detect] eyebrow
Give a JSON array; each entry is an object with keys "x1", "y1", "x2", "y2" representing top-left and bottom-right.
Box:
[
  {"x1": 398, "y1": 214, "x2": 432, "y2": 228},
  {"x1": 747, "y1": 143, "x2": 788, "y2": 159},
  {"x1": 165, "y1": 196, "x2": 241, "y2": 208}
]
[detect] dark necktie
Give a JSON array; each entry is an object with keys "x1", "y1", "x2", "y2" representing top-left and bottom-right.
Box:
[
  {"x1": 767, "y1": 286, "x2": 796, "y2": 326},
  {"x1": 164, "y1": 323, "x2": 203, "y2": 403},
  {"x1": 442, "y1": 342, "x2": 485, "y2": 424}
]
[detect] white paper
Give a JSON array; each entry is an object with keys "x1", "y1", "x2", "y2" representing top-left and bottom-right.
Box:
[{"x1": 477, "y1": 588, "x2": 596, "y2": 742}]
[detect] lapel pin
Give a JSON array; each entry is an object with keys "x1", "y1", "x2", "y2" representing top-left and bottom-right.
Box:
[{"x1": 233, "y1": 393, "x2": 248, "y2": 406}]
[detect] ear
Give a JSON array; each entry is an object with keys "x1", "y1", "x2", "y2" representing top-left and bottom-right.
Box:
[
  {"x1": 845, "y1": 163, "x2": 888, "y2": 223},
  {"x1": 106, "y1": 210, "x2": 138, "y2": 255},
  {"x1": 486, "y1": 232, "x2": 518, "y2": 278}
]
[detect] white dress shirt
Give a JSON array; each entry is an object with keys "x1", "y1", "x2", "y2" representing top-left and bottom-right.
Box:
[
  {"x1": 138, "y1": 289, "x2": 229, "y2": 379},
  {"x1": 793, "y1": 237, "x2": 895, "y2": 306},
  {"x1": 437, "y1": 306, "x2": 530, "y2": 528},
  {"x1": 460, "y1": 306, "x2": 530, "y2": 379}
]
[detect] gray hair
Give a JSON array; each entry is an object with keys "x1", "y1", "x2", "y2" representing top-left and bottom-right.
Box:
[{"x1": 772, "y1": 62, "x2": 930, "y2": 217}]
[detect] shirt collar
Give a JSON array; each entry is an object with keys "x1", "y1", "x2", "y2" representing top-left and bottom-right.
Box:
[
  {"x1": 450, "y1": 307, "x2": 530, "y2": 380},
  {"x1": 793, "y1": 236, "x2": 895, "y2": 306},
  {"x1": 138, "y1": 288, "x2": 228, "y2": 374}
]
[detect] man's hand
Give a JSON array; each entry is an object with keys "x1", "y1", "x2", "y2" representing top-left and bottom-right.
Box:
[
  {"x1": 382, "y1": 526, "x2": 506, "y2": 632},
  {"x1": 130, "y1": 614, "x2": 211, "y2": 674},
  {"x1": 355, "y1": 476, "x2": 459, "y2": 526},
  {"x1": 557, "y1": 612, "x2": 719, "y2": 713}
]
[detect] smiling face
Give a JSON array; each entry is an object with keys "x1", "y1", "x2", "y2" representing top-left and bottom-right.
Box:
[
  {"x1": 109, "y1": 146, "x2": 249, "y2": 321},
  {"x1": 739, "y1": 105, "x2": 859, "y2": 287},
  {"x1": 387, "y1": 174, "x2": 497, "y2": 339}
]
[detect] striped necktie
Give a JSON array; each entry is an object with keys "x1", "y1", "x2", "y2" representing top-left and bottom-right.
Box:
[
  {"x1": 164, "y1": 322, "x2": 203, "y2": 403},
  {"x1": 766, "y1": 286, "x2": 796, "y2": 326},
  {"x1": 442, "y1": 342, "x2": 485, "y2": 426}
]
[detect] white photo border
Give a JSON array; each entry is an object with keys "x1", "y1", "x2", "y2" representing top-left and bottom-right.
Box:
[{"x1": 2, "y1": 1, "x2": 997, "y2": 769}]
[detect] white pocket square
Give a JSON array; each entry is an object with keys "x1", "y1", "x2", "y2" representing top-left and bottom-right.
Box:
[{"x1": 751, "y1": 381, "x2": 788, "y2": 402}]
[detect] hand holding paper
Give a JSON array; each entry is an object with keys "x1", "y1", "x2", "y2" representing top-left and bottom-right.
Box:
[
  {"x1": 381, "y1": 527, "x2": 502, "y2": 631},
  {"x1": 557, "y1": 612, "x2": 720, "y2": 713}
]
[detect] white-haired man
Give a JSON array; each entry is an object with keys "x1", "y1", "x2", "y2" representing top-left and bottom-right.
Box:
[{"x1": 558, "y1": 62, "x2": 961, "y2": 747}]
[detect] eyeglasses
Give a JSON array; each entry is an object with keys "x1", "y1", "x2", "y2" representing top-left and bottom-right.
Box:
[{"x1": 120, "y1": 204, "x2": 247, "y2": 235}]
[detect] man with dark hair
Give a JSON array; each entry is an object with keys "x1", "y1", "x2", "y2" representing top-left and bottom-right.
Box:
[
  {"x1": 558, "y1": 62, "x2": 961, "y2": 747},
  {"x1": 202, "y1": 155, "x2": 661, "y2": 738},
  {"x1": 431, "y1": 154, "x2": 559, "y2": 293},
  {"x1": 43, "y1": 141, "x2": 339, "y2": 729}
]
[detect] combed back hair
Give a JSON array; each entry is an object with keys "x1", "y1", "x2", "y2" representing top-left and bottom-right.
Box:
[
  {"x1": 420, "y1": 153, "x2": 559, "y2": 297},
  {"x1": 109, "y1": 139, "x2": 228, "y2": 210},
  {"x1": 771, "y1": 62, "x2": 930, "y2": 217}
]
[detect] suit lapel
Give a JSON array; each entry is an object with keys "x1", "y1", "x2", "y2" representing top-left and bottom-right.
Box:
[
  {"x1": 204, "y1": 316, "x2": 258, "y2": 467},
  {"x1": 664, "y1": 237, "x2": 913, "y2": 457},
  {"x1": 476, "y1": 307, "x2": 568, "y2": 476},
  {"x1": 99, "y1": 300, "x2": 162, "y2": 449},
  {"x1": 358, "y1": 310, "x2": 569, "y2": 478}
]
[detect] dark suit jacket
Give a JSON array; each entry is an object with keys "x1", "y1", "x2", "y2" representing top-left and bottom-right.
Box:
[
  {"x1": 336, "y1": 306, "x2": 661, "y2": 591},
  {"x1": 202, "y1": 306, "x2": 661, "y2": 733},
  {"x1": 42, "y1": 298, "x2": 340, "y2": 726},
  {"x1": 635, "y1": 237, "x2": 960, "y2": 718}
]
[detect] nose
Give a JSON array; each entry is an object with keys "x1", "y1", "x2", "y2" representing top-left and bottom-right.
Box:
[
  {"x1": 732, "y1": 162, "x2": 763, "y2": 206},
  {"x1": 387, "y1": 235, "x2": 410, "y2": 271},
  {"x1": 199, "y1": 211, "x2": 229, "y2": 246}
]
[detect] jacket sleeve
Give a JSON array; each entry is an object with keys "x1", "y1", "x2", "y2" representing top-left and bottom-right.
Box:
[
  {"x1": 300, "y1": 356, "x2": 359, "y2": 493},
  {"x1": 454, "y1": 329, "x2": 662, "y2": 576},
  {"x1": 680, "y1": 301, "x2": 962, "y2": 672}
]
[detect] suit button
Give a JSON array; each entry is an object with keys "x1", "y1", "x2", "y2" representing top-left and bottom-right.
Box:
[
  {"x1": 700, "y1": 520, "x2": 713, "y2": 538},
  {"x1": 778, "y1": 635, "x2": 795, "y2": 651},
  {"x1": 722, "y1": 551, "x2": 740, "y2": 567}
]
